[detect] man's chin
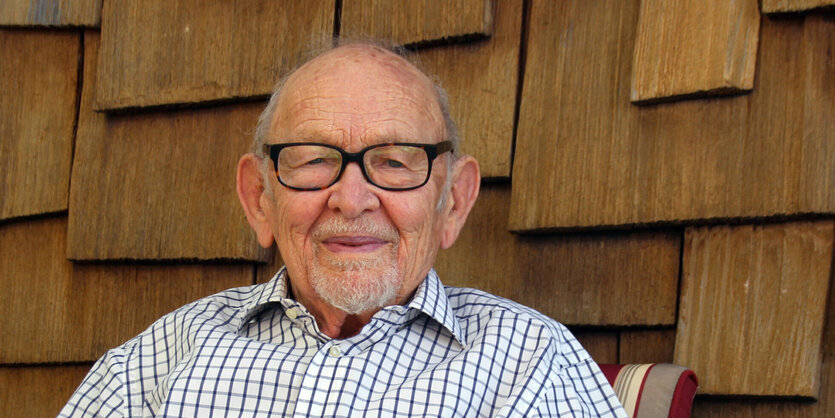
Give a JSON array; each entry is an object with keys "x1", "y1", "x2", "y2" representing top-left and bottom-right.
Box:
[
  {"x1": 317, "y1": 253, "x2": 388, "y2": 272},
  {"x1": 308, "y1": 262, "x2": 402, "y2": 315}
]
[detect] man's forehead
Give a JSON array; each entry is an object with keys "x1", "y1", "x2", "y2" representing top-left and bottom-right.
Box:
[
  {"x1": 290, "y1": 44, "x2": 430, "y2": 88},
  {"x1": 269, "y1": 44, "x2": 446, "y2": 143}
]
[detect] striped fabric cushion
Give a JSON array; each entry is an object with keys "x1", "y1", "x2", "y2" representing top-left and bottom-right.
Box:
[{"x1": 598, "y1": 363, "x2": 698, "y2": 418}]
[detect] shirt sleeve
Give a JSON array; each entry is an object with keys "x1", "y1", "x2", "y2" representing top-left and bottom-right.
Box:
[
  {"x1": 535, "y1": 327, "x2": 627, "y2": 417},
  {"x1": 59, "y1": 348, "x2": 128, "y2": 417}
]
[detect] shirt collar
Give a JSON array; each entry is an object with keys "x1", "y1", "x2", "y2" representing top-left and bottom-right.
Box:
[
  {"x1": 239, "y1": 267, "x2": 466, "y2": 347},
  {"x1": 238, "y1": 267, "x2": 291, "y2": 328},
  {"x1": 404, "y1": 269, "x2": 467, "y2": 347}
]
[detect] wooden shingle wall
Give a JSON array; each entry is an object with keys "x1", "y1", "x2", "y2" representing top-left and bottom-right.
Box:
[
  {"x1": 340, "y1": 0, "x2": 493, "y2": 46},
  {"x1": 762, "y1": 0, "x2": 835, "y2": 13},
  {"x1": 510, "y1": 0, "x2": 835, "y2": 231},
  {"x1": 631, "y1": 0, "x2": 760, "y2": 103},
  {"x1": 1, "y1": 1, "x2": 834, "y2": 416},
  {"x1": 68, "y1": 31, "x2": 269, "y2": 261},
  {"x1": 676, "y1": 221, "x2": 834, "y2": 397},
  {"x1": 0, "y1": 30, "x2": 78, "y2": 221},
  {"x1": 415, "y1": 0, "x2": 521, "y2": 178},
  {"x1": 95, "y1": 0, "x2": 334, "y2": 111},
  {"x1": 0, "y1": 0, "x2": 101, "y2": 27}
]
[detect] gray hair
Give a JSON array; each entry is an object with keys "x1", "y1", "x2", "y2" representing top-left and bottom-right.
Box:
[{"x1": 252, "y1": 40, "x2": 459, "y2": 209}]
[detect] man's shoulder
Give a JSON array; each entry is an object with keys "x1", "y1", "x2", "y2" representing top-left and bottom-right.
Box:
[
  {"x1": 442, "y1": 285, "x2": 600, "y2": 380},
  {"x1": 443, "y1": 285, "x2": 569, "y2": 340},
  {"x1": 119, "y1": 281, "x2": 267, "y2": 349},
  {"x1": 163, "y1": 282, "x2": 264, "y2": 321},
  {"x1": 444, "y1": 285, "x2": 556, "y2": 321}
]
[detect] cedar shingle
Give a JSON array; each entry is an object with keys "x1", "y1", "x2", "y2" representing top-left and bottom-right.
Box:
[
  {"x1": 340, "y1": 0, "x2": 492, "y2": 46},
  {"x1": 436, "y1": 183, "x2": 681, "y2": 326},
  {"x1": 619, "y1": 329, "x2": 676, "y2": 364},
  {"x1": 510, "y1": 5, "x2": 835, "y2": 231},
  {"x1": 0, "y1": 217, "x2": 253, "y2": 363},
  {"x1": 69, "y1": 32, "x2": 269, "y2": 261},
  {"x1": 573, "y1": 331, "x2": 619, "y2": 364},
  {"x1": 95, "y1": 0, "x2": 333, "y2": 111},
  {"x1": 0, "y1": 0, "x2": 101, "y2": 27},
  {"x1": 762, "y1": 0, "x2": 835, "y2": 13},
  {"x1": 675, "y1": 221, "x2": 834, "y2": 397},
  {"x1": 0, "y1": 29, "x2": 78, "y2": 220},
  {"x1": 0, "y1": 364, "x2": 92, "y2": 417},
  {"x1": 631, "y1": 0, "x2": 759, "y2": 103},
  {"x1": 416, "y1": 0, "x2": 522, "y2": 179}
]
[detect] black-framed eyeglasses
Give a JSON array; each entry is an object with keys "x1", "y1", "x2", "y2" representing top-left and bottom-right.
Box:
[{"x1": 264, "y1": 141, "x2": 453, "y2": 191}]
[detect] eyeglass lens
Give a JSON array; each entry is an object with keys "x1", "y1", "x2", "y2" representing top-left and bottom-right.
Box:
[{"x1": 277, "y1": 144, "x2": 431, "y2": 190}]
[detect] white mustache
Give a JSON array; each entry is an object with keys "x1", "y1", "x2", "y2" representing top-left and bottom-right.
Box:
[{"x1": 312, "y1": 217, "x2": 399, "y2": 243}]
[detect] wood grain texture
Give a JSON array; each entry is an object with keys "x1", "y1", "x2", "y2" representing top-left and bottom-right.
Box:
[
  {"x1": 692, "y1": 398, "x2": 830, "y2": 418},
  {"x1": 435, "y1": 183, "x2": 681, "y2": 326},
  {"x1": 69, "y1": 32, "x2": 270, "y2": 261},
  {"x1": 763, "y1": 0, "x2": 835, "y2": 13},
  {"x1": 0, "y1": 29, "x2": 78, "y2": 221},
  {"x1": 692, "y1": 255, "x2": 835, "y2": 416},
  {"x1": 510, "y1": 5, "x2": 835, "y2": 231},
  {"x1": 0, "y1": 0, "x2": 101, "y2": 27},
  {"x1": 619, "y1": 329, "x2": 676, "y2": 364},
  {"x1": 572, "y1": 330, "x2": 619, "y2": 364},
  {"x1": 95, "y1": 0, "x2": 333, "y2": 111},
  {"x1": 510, "y1": 0, "x2": 642, "y2": 232},
  {"x1": 631, "y1": 0, "x2": 759, "y2": 103},
  {"x1": 340, "y1": 0, "x2": 493, "y2": 46},
  {"x1": 416, "y1": 0, "x2": 521, "y2": 179},
  {"x1": 0, "y1": 364, "x2": 92, "y2": 417},
  {"x1": 0, "y1": 217, "x2": 253, "y2": 363},
  {"x1": 675, "y1": 221, "x2": 834, "y2": 397}
]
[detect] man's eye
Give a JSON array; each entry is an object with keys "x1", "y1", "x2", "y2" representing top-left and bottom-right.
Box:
[
  {"x1": 385, "y1": 159, "x2": 405, "y2": 168},
  {"x1": 305, "y1": 158, "x2": 326, "y2": 165}
]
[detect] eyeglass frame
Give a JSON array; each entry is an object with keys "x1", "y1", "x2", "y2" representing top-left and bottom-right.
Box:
[{"x1": 263, "y1": 140, "x2": 454, "y2": 191}]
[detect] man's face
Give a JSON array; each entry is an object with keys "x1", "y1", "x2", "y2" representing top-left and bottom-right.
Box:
[{"x1": 262, "y1": 46, "x2": 451, "y2": 314}]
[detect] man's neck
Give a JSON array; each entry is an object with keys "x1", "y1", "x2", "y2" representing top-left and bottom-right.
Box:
[
  {"x1": 286, "y1": 276, "x2": 378, "y2": 339},
  {"x1": 316, "y1": 312, "x2": 374, "y2": 339}
]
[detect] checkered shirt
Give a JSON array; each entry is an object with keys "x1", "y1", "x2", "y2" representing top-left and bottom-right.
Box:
[{"x1": 60, "y1": 268, "x2": 626, "y2": 417}]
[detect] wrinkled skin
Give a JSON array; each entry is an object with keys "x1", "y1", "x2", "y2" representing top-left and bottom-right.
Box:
[{"x1": 237, "y1": 44, "x2": 480, "y2": 338}]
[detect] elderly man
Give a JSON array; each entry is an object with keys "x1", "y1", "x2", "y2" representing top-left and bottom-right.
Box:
[{"x1": 62, "y1": 43, "x2": 625, "y2": 417}]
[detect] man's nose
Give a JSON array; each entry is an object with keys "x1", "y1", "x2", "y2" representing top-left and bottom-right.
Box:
[{"x1": 326, "y1": 162, "x2": 380, "y2": 218}]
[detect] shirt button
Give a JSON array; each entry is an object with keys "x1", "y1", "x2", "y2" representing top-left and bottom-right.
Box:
[
  {"x1": 328, "y1": 345, "x2": 342, "y2": 357},
  {"x1": 285, "y1": 308, "x2": 298, "y2": 320}
]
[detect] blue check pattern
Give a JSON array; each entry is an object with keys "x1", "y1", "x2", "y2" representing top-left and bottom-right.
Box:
[{"x1": 61, "y1": 268, "x2": 625, "y2": 417}]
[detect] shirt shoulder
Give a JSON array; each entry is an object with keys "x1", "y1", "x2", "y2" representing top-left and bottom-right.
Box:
[
  {"x1": 128, "y1": 282, "x2": 265, "y2": 347},
  {"x1": 443, "y1": 286, "x2": 625, "y2": 416},
  {"x1": 60, "y1": 282, "x2": 269, "y2": 417},
  {"x1": 444, "y1": 285, "x2": 568, "y2": 339},
  {"x1": 444, "y1": 286, "x2": 598, "y2": 371}
]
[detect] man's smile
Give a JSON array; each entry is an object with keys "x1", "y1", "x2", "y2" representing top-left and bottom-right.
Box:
[{"x1": 320, "y1": 235, "x2": 390, "y2": 253}]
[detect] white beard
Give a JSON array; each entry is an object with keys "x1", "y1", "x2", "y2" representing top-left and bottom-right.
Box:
[{"x1": 308, "y1": 217, "x2": 401, "y2": 314}]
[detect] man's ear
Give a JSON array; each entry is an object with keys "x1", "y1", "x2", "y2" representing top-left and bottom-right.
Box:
[
  {"x1": 440, "y1": 155, "x2": 480, "y2": 249},
  {"x1": 236, "y1": 154, "x2": 276, "y2": 248}
]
